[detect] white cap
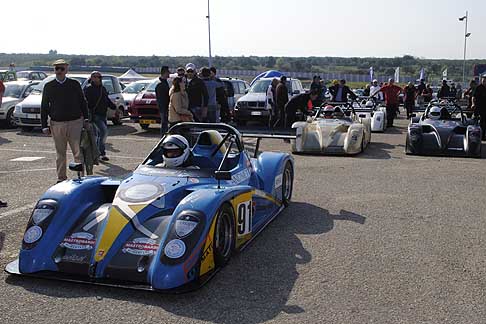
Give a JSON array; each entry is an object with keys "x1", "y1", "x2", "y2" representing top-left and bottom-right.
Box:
[{"x1": 185, "y1": 63, "x2": 196, "y2": 72}]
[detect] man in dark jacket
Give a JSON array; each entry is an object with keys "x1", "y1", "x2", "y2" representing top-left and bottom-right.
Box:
[
  {"x1": 275, "y1": 76, "x2": 289, "y2": 127},
  {"x1": 472, "y1": 75, "x2": 486, "y2": 139},
  {"x1": 437, "y1": 80, "x2": 451, "y2": 99},
  {"x1": 155, "y1": 66, "x2": 171, "y2": 134},
  {"x1": 41, "y1": 59, "x2": 89, "y2": 182},
  {"x1": 403, "y1": 82, "x2": 417, "y2": 118},
  {"x1": 329, "y1": 79, "x2": 357, "y2": 103},
  {"x1": 285, "y1": 91, "x2": 319, "y2": 128},
  {"x1": 185, "y1": 63, "x2": 208, "y2": 122},
  {"x1": 84, "y1": 71, "x2": 116, "y2": 161}
]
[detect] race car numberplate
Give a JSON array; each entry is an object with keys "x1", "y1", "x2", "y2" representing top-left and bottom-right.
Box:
[
  {"x1": 251, "y1": 111, "x2": 262, "y2": 116},
  {"x1": 140, "y1": 120, "x2": 156, "y2": 124}
]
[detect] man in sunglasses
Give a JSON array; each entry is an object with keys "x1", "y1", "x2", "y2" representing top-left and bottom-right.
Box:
[{"x1": 41, "y1": 59, "x2": 89, "y2": 182}]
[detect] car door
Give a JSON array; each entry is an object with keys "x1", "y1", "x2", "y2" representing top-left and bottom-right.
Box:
[{"x1": 101, "y1": 76, "x2": 122, "y2": 119}]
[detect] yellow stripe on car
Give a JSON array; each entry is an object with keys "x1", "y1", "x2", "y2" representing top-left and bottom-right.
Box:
[{"x1": 94, "y1": 206, "x2": 130, "y2": 262}]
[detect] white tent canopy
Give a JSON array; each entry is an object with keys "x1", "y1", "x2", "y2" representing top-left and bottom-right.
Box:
[{"x1": 118, "y1": 69, "x2": 148, "y2": 83}]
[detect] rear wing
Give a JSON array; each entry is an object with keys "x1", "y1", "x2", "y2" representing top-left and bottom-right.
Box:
[{"x1": 242, "y1": 132, "x2": 296, "y2": 158}]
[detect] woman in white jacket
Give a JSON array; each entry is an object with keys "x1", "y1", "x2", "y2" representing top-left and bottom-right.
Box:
[{"x1": 168, "y1": 77, "x2": 194, "y2": 127}]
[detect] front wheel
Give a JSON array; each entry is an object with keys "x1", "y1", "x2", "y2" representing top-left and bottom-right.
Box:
[
  {"x1": 213, "y1": 204, "x2": 235, "y2": 267},
  {"x1": 281, "y1": 161, "x2": 293, "y2": 206},
  {"x1": 6, "y1": 108, "x2": 17, "y2": 128}
]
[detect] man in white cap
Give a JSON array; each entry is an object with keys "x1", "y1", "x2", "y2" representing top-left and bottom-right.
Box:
[
  {"x1": 41, "y1": 59, "x2": 89, "y2": 182},
  {"x1": 370, "y1": 79, "x2": 383, "y2": 101},
  {"x1": 185, "y1": 63, "x2": 208, "y2": 122}
]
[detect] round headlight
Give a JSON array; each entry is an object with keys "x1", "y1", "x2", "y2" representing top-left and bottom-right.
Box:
[
  {"x1": 24, "y1": 226, "x2": 43, "y2": 244},
  {"x1": 164, "y1": 239, "x2": 186, "y2": 259},
  {"x1": 32, "y1": 199, "x2": 57, "y2": 224},
  {"x1": 175, "y1": 214, "x2": 199, "y2": 238}
]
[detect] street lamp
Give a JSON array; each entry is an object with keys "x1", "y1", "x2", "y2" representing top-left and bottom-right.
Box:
[
  {"x1": 206, "y1": 0, "x2": 212, "y2": 67},
  {"x1": 458, "y1": 11, "x2": 471, "y2": 86}
]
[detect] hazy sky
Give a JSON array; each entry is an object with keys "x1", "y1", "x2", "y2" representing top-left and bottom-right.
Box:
[{"x1": 3, "y1": 0, "x2": 485, "y2": 59}]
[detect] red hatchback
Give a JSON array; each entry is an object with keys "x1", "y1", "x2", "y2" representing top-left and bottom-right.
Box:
[{"x1": 129, "y1": 78, "x2": 161, "y2": 129}]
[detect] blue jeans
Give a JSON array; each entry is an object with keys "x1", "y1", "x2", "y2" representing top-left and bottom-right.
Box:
[
  {"x1": 93, "y1": 115, "x2": 108, "y2": 156},
  {"x1": 160, "y1": 109, "x2": 168, "y2": 135}
]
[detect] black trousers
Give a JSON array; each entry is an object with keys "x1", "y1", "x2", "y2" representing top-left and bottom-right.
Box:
[
  {"x1": 386, "y1": 103, "x2": 399, "y2": 127},
  {"x1": 480, "y1": 112, "x2": 486, "y2": 140},
  {"x1": 404, "y1": 101, "x2": 414, "y2": 118}
]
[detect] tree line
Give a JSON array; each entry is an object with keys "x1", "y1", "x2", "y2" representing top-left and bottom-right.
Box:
[{"x1": 0, "y1": 52, "x2": 484, "y2": 81}]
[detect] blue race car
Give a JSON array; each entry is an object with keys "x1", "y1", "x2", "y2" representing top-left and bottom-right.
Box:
[{"x1": 6, "y1": 123, "x2": 294, "y2": 292}]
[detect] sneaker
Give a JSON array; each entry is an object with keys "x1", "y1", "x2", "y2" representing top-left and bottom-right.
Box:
[{"x1": 100, "y1": 156, "x2": 110, "y2": 162}]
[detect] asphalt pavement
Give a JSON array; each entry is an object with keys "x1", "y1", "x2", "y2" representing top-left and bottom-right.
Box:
[{"x1": 1, "y1": 116, "x2": 486, "y2": 324}]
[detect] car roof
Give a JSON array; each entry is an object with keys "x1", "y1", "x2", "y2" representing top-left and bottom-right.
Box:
[
  {"x1": 258, "y1": 77, "x2": 299, "y2": 81},
  {"x1": 17, "y1": 70, "x2": 46, "y2": 73},
  {"x1": 4, "y1": 80, "x2": 38, "y2": 86}
]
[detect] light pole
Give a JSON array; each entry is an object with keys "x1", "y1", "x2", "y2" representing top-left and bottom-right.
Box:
[
  {"x1": 459, "y1": 11, "x2": 471, "y2": 86},
  {"x1": 206, "y1": 0, "x2": 212, "y2": 67}
]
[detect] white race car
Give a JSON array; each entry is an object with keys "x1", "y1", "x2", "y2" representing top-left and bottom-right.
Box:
[
  {"x1": 353, "y1": 97, "x2": 387, "y2": 132},
  {"x1": 291, "y1": 102, "x2": 371, "y2": 155}
]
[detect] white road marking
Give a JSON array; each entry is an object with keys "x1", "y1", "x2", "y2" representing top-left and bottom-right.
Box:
[
  {"x1": 0, "y1": 168, "x2": 56, "y2": 174},
  {"x1": 0, "y1": 148, "x2": 143, "y2": 160},
  {"x1": 0, "y1": 204, "x2": 34, "y2": 220},
  {"x1": 9, "y1": 157, "x2": 45, "y2": 162}
]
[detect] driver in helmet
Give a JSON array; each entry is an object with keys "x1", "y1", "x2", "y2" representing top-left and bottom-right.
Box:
[
  {"x1": 428, "y1": 106, "x2": 442, "y2": 120},
  {"x1": 161, "y1": 135, "x2": 194, "y2": 168},
  {"x1": 323, "y1": 105, "x2": 335, "y2": 119},
  {"x1": 333, "y1": 106, "x2": 345, "y2": 119}
]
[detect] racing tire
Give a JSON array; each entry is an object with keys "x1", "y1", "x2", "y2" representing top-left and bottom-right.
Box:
[
  {"x1": 6, "y1": 108, "x2": 17, "y2": 129},
  {"x1": 282, "y1": 161, "x2": 293, "y2": 206},
  {"x1": 140, "y1": 123, "x2": 150, "y2": 130},
  {"x1": 213, "y1": 204, "x2": 236, "y2": 267}
]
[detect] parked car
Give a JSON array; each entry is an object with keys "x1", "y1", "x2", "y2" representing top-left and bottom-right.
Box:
[
  {"x1": 220, "y1": 77, "x2": 250, "y2": 109},
  {"x1": 0, "y1": 70, "x2": 17, "y2": 82},
  {"x1": 129, "y1": 78, "x2": 161, "y2": 130},
  {"x1": 0, "y1": 80, "x2": 40, "y2": 128},
  {"x1": 16, "y1": 71, "x2": 48, "y2": 81},
  {"x1": 122, "y1": 80, "x2": 152, "y2": 115},
  {"x1": 234, "y1": 77, "x2": 304, "y2": 125},
  {"x1": 14, "y1": 74, "x2": 126, "y2": 131}
]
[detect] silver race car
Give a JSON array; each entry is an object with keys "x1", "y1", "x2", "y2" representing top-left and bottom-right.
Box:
[
  {"x1": 291, "y1": 102, "x2": 371, "y2": 155},
  {"x1": 354, "y1": 97, "x2": 387, "y2": 132}
]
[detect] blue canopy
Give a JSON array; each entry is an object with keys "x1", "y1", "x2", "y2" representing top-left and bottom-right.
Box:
[{"x1": 250, "y1": 70, "x2": 283, "y2": 86}]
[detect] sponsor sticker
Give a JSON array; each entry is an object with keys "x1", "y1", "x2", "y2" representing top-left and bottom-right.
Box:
[
  {"x1": 274, "y1": 174, "x2": 283, "y2": 189},
  {"x1": 164, "y1": 239, "x2": 186, "y2": 259},
  {"x1": 122, "y1": 237, "x2": 159, "y2": 256},
  {"x1": 231, "y1": 169, "x2": 251, "y2": 185},
  {"x1": 23, "y1": 226, "x2": 43, "y2": 244},
  {"x1": 61, "y1": 254, "x2": 87, "y2": 263},
  {"x1": 60, "y1": 232, "x2": 96, "y2": 250}
]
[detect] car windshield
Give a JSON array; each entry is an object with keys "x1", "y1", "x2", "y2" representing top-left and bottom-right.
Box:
[
  {"x1": 123, "y1": 81, "x2": 149, "y2": 94},
  {"x1": 3, "y1": 84, "x2": 23, "y2": 98},
  {"x1": 32, "y1": 76, "x2": 87, "y2": 93},
  {"x1": 249, "y1": 80, "x2": 292, "y2": 94},
  {"x1": 146, "y1": 79, "x2": 160, "y2": 92}
]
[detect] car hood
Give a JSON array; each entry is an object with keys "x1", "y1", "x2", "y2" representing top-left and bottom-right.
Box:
[
  {"x1": 122, "y1": 93, "x2": 138, "y2": 102},
  {"x1": 237, "y1": 92, "x2": 266, "y2": 102},
  {"x1": 19, "y1": 93, "x2": 42, "y2": 107},
  {"x1": 1, "y1": 97, "x2": 20, "y2": 107}
]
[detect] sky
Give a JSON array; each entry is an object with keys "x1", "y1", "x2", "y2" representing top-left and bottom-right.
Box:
[{"x1": 3, "y1": 0, "x2": 486, "y2": 59}]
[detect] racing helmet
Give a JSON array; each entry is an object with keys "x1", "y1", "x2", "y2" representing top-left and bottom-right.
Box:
[
  {"x1": 323, "y1": 105, "x2": 335, "y2": 118},
  {"x1": 365, "y1": 100, "x2": 374, "y2": 108},
  {"x1": 428, "y1": 106, "x2": 442, "y2": 120},
  {"x1": 162, "y1": 135, "x2": 190, "y2": 167}
]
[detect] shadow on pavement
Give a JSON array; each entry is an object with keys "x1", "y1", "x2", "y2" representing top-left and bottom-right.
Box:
[
  {"x1": 5, "y1": 202, "x2": 366, "y2": 323},
  {"x1": 95, "y1": 162, "x2": 132, "y2": 177},
  {"x1": 106, "y1": 124, "x2": 138, "y2": 137},
  {"x1": 0, "y1": 135, "x2": 12, "y2": 146},
  {"x1": 357, "y1": 142, "x2": 396, "y2": 160}
]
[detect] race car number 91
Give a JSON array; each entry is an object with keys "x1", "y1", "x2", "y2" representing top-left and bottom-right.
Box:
[{"x1": 237, "y1": 200, "x2": 252, "y2": 236}]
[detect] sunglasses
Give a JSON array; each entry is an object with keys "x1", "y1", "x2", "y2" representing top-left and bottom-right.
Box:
[
  {"x1": 55, "y1": 66, "x2": 66, "y2": 71},
  {"x1": 186, "y1": 70, "x2": 194, "y2": 73}
]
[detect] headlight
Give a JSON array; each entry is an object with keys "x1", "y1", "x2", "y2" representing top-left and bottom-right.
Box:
[
  {"x1": 14, "y1": 104, "x2": 22, "y2": 112},
  {"x1": 175, "y1": 212, "x2": 200, "y2": 237},
  {"x1": 32, "y1": 199, "x2": 57, "y2": 224},
  {"x1": 164, "y1": 239, "x2": 186, "y2": 259},
  {"x1": 23, "y1": 225, "x2": 43, "y2": 244}
]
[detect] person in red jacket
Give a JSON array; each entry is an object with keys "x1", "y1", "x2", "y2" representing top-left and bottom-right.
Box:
[{"x1": 378, "y1": 78, "x2": 402, "y2": 127}]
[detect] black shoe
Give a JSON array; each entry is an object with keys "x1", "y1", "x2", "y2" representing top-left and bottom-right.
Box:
[
  {"x1": 100, "y1": 156, "x2": 109, "y2": 162},
  {"x1": 0, "y1": 200, "x2": 7, "y2": 208}
]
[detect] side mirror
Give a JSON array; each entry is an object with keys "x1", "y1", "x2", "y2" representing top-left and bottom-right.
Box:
[
  {"x1": 69, "y1": 162, "x2": 84, "y2": 180},
  {"x1": 411, "y1": 113, "x2": 416, "y2": 117},
  {"x1": 306, "y1": 116, "x2": 313, "y2": 123},
  {"x1": 293, "y1": 90, "x2": 300, "y2": 95},
  {"x1": 214, "y1": 170, "x2": 232, "y2": 181},
  {"x1": 244, "y1": 89, "x2": 249, "y2": 94}
]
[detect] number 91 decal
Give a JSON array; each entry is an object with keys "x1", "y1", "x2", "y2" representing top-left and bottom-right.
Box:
[{"x1": 237, "y1": 200, "x2": 252, "y2": 236}]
